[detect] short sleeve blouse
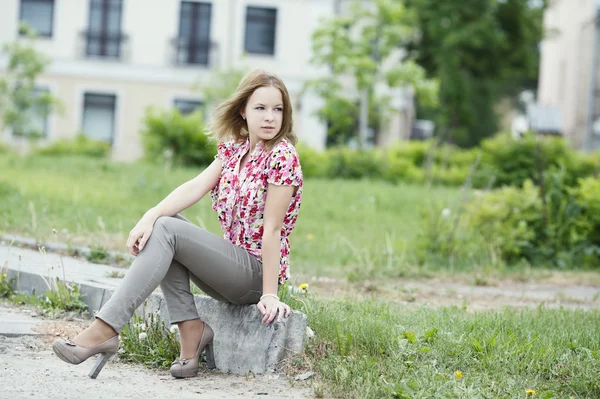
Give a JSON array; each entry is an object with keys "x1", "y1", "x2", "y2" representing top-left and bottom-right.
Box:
[{"x1": 210, "y1": 138, "x2": 303, "y2": 283}]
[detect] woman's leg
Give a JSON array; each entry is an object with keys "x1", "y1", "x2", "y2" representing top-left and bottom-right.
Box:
[
  {"x1": 75, "y1": 214, "x2": 262, "y2": 347},
  {"x1": 156, "y1": 216, "x2": 263, "y2": 357}
]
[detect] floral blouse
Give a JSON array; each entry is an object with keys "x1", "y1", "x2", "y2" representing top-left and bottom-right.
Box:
[{"x1": 210, "y1": 138, "x2": 303, "y2": 284}]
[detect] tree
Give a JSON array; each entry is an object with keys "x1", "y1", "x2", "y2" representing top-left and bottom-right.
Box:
[
  {"x1": 0, "y1": 24, "x2": 61, "y2": 139},
  {"x1": 308, "y1": 0, "x2": 438, "y2": 148},
  {"x1": 405, "y1": 0, "x2": 546, "y2": 147}
]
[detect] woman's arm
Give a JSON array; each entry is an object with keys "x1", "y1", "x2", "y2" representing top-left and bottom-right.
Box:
[
  {"x1": 146, "y1": 158, "x2": 223, "y2": 220},
  {"x1": 259, "y1": 183, "x2": 295, "y2": 323},
  {"x1": 126, "y1": 158, "x2": 222, "y2": 254}
]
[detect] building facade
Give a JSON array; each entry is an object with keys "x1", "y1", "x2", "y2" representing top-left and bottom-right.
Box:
[
  {"x1": 537, "y1": 0, "x2": 600, "y2": 149},
  {"x1": 0, "y1": 0, "x2": 334, "y2": 160}
]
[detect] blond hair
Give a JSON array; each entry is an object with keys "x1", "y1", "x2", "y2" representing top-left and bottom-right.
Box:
[{"x1": 207, "y1": 69, "x2": 297, "y2": 149}]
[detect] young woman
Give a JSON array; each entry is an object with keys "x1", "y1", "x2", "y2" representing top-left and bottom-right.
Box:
[{"x1": 52, "y1": 69, "x2": 303, "y2": 379}]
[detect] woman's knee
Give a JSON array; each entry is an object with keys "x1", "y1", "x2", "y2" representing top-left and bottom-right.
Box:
[{"x1": 153, "y1": 216, "x2": 174, "y2": 235}]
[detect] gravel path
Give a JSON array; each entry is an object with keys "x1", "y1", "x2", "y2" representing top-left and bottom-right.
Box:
[{"x1": 0, "y1": 334, "x2": 315, "y2": 399}]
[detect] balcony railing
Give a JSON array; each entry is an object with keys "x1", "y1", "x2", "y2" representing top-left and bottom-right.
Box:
[
  {"x1": 170, "y1": 37, "x2": 217, "y2": 67},
  {"x1": 79, "y1": 30, "x2": 130, "y2": 60}
]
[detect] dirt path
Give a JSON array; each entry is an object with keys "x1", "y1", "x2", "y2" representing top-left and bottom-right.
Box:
[
  {"x1": 299, "y1": 272, "x2": 600, "y2": 311},
  {"x1": 0, "y1": 332, "x2": 315, "y2": 399}
]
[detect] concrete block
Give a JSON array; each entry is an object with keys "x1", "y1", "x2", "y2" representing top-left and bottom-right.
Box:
[{"x1": 142, "y1": 294, "x2": 308, "y2": 375}]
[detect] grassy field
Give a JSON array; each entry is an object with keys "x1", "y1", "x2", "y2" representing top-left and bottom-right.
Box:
[
  {"x1": 0, "y1": 154, "x2": 461, "y2": 279},
  {"x1": 2, "y1": 154, "x2": 599, "y2": 398},
  {"x1": 287, "y1": 291, "x2": 600, "y2": 399}
]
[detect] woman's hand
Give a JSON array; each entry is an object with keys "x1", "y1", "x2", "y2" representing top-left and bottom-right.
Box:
[
  {"x1": 126, "y1": 213, "x2": 157, "y2": 256},
  {"x1": 257, "y1": 295, "x2": 291, "y2": 324}
]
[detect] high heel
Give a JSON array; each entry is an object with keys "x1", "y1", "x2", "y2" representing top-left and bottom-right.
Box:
[
  {"x1": 170, "y1": 324, "x2": 214, "y2": 378},
  {"x1": 52, "y1": 336, "x2": 119, "y2": 379}
]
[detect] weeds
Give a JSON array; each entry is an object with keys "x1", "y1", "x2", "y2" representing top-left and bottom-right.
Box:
[
  {"x1": 104, "y1": 270, "x2": 125, "y2": 278},
  {"x1": 119, "y1": 311, "x2": 180, "y2": 368},
  {"x1": 85, "y1": 246, "x2": 110, "y2": 264},
  {"x1": 0, "y1": 272, "x2": 16, "y2": 298},
  {"x1": 10, "y1": 277, "x2": 88, "y2": 316}
]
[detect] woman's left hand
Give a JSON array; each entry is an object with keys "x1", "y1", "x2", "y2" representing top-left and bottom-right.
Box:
[{"x1": 257, "y1": 296, "x2": 292, "y2": 324}]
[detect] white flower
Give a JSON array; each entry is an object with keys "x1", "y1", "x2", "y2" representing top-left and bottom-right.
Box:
[
  {"x1": 138, "y1": 332, "x2": 147, "y2": 340},
  {"x1": 441, "y1": 208, "x2": 451, "y2": 219},
  {"x1": 169, "y1": 325, "x2": 179, "y2": 333}
]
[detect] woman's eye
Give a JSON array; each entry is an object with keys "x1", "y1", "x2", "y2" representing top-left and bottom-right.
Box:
[
  {"x1": 256, "y1": 106, "x2": 264, "y2": 110},
  {"x1": 275, "y1": 108, "x2": 283, "y2": 111}
]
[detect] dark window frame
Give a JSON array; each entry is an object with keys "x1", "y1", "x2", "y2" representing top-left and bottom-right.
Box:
[
  {"x1": 176, "y1": 1, "x2": 212, "y2": 66},
  {"x1": 19, "y1": 0, "x2": 55, "y2": 38},
  {"x1": 244, "y1": 6, "x2": 277, "y2": 56},
  {"x1": 81, "y1": 92, "x2": 117, "y2": 144},
  {"x1": 86, "y1": 0, "x2": 124, "y2": 59}
]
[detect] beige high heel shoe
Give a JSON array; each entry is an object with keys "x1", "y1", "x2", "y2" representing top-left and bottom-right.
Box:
[
  {"x1": 170, "y1": 324, "x2": 215, "y2": 378},
  {"x1": 52, "y1": 336, "x2": 119, "y2": 379}
]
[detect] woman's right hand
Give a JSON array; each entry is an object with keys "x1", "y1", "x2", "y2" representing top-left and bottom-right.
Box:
[{"x1": 126, "y1": 213, "x2": 157, "y2": 256}]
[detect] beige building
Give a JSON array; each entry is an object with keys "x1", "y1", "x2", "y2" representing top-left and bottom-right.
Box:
[
  {"x1": 537, "y1": 0, "x2": 600, "y2": 149},
  {"x1": 0, "y1": 0, "x2": 336, "y2": 160}
]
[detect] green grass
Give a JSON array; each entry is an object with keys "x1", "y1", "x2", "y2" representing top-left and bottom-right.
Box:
[
  {"x1": 3, "y1": 155, "x2": 598, "y2": 398},
  {"x1": 282, "y1": 288, "x2": 600, "y2": 398},
  {"x1": 0, "y1": 154, "x2": 461, "y2": 279}
]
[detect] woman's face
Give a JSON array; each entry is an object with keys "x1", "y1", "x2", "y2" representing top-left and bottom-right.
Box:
[{"x1": 242, "y1": 86, "x2": 284, "y2": 143}]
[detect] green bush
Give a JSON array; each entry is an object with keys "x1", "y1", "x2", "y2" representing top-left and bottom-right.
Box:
[
  {"x1": 141, "y1": 107, "x2": 216, "y2": 167},
  {"x1": 298, "y1": 133, "x2": 599, "y2": 189},
  {"x1": 296, "y1": 141, "x2": 328, "y2": 178},
  {"x1": 416, "y1": 168, "x2": 600, "y2": 270},
  {"x1": 382, "y1": 154, "x2": 423, "y2": 184},
  {"x1": 326, "y1": 147, "x2": 384, "y2": 179},
  {"x1": 34, "y1": 134, "x2": 110, "y2": 158},
  {"x1": 474, "y1": 132, "x2": 598, "y2": 189}
]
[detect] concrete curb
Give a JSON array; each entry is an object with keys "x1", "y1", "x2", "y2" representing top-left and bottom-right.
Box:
[
  {"x1": 4, "y1": 262, "x2": 308, "y2": 375},
  {"x1": 0, "y1": 234, "x2": 133, "y2": 266}
]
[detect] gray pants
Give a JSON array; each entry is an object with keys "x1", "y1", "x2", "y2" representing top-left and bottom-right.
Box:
[{"x1": 96, "y1": 214, "x2": 263, "y2": 333}]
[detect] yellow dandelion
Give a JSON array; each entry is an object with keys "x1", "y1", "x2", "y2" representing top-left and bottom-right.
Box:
[
  {"x1": 455, "y1": 370, "x2": 463, "y2": 379},
  {"x1": 306, "y1": 234, "x2": 314, "y2": 240},
  {"x1": 526, "y1": 389, "x2": 536, "y2": 396},
  {"x1": 299, "y1": 283, "x2": 309, "y2": 291},
  {"x1": 1, "y1": 274, "x2": 6, "y2": 279}
]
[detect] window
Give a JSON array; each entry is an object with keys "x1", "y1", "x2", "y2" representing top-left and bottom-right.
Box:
[
  {"x1": 86, "y1": 0, "x2": 124, "y2": 58},
  {"x1": 244, "y1": 7, "x2": 277, "y2": 55},
  {"x1": 19, "y1": 0, "x2": 54, "y2": 37},
  {"x1": 13, "y1": 87, "x2": 50, "y2": 138},
  {"x1": 82, "y1": 93, "x2": 116, "y2": 143},
  {"x1": 174, "y1": 99, "x2": 204, "y2": 115},
  {"x1": 176, "y1": 2, "x2": 212, "y2": 65}
]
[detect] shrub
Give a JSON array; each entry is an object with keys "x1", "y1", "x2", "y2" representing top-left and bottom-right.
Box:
[
  {"x1": 382, "y1": 155, "x2": 423, "y2": 184},
  {"x1": 475, "y1": 132, "x2": 597, "y2": 189},
  {"x1": 326, "y1": 147, "x2": 384, "y2": 179},
  {"x1": 296, "y1": 141, "x2": 328, "y2": 178},
  {"x1": 141, "y1": 107, "x2": 217, "y2": 167},
  {"x1": 34, "y1": 134, "x2": 110, "y2": 158},
  {"x1": 416, "y1": 168, "x2": 600, "y2": 270}
]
